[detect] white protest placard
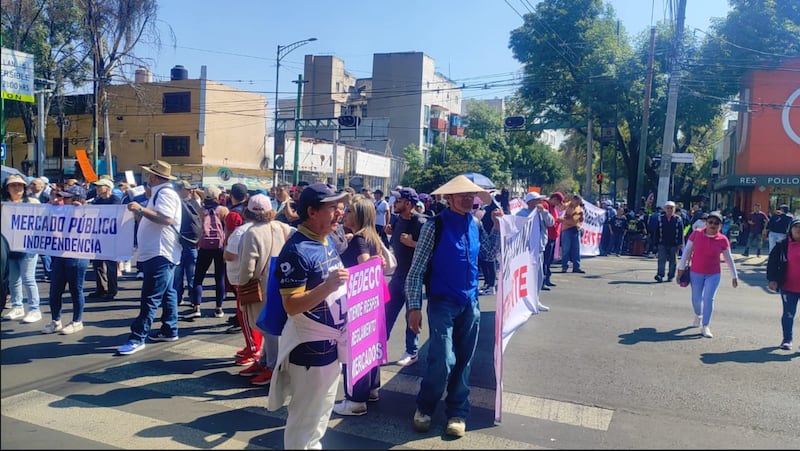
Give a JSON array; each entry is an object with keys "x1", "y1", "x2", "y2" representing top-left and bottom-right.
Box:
[
  {"x1": 125, "y1": 170, "x2": 136, "y2": 186},
  {"x1": 1, "y1": 203, "x2": 135, "y2": 260},
  {"x1": 494, "y1": 212, "x2": 541, "y2": 423},
  {"x1": 579, "y1": 201, "x2": 604, "y2": 256}
]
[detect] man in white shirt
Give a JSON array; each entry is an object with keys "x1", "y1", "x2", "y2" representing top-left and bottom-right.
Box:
[
  {"x1": 117, "y1": 160, "x2": 183, "y2": 355},
  {"x1": 373, "y1": 189, "x2": 390, "y2": 247}
]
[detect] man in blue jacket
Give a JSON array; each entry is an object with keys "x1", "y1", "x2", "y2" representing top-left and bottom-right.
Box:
[{"x1": 405, "y1": 175, "x2": 499, "y2": 438}]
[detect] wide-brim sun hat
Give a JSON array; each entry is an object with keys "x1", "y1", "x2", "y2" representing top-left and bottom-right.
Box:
[
  {"x1": 141, "y1": 159, "x2": 177, "y2": 180},
  {"x1": 431, "y1": 175, "x2": 491, "y2": 204}
]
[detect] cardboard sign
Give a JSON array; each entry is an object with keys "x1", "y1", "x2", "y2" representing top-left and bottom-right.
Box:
[{"x1": 75, "y1": 149, "x2": 98, "y2": 182}]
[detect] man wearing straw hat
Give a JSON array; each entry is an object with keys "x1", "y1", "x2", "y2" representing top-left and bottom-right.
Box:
[
  {"x1": 405, "y1": 174, "x2": 500, "y2": 438},
  {"x1": 117, "y1": 160, "x2": 183, "y2": 355}
]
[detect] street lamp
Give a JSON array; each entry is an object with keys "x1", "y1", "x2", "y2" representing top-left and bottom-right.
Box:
[{"x1": 272, "y1": 37, "x2": 317, "y2": 187}]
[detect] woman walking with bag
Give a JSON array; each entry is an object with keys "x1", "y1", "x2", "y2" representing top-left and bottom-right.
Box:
[
  {"x1": 677, "y1": 211, "x2": 738, "y2": 338},
  {"x1": 766, "y1": 217, "x2": 800, "y2": 351},
  {"x1": 238, "y1": 194, "x2": 295, "y2": 385}
]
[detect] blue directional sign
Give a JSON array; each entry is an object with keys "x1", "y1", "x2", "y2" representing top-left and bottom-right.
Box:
[{"x1": 1, "y1": 143, "x2": 6, "y2": 160}]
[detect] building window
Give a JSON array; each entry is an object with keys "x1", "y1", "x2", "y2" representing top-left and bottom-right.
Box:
[
  {"x1": 163, "y1": 92, "x2": 191, "y2": 113},
  {"x1": 336, "y1": 82, "x2": 341, "y2": 92},
  {"x1": 51, "y1": 138, "x2": 69, "y2": 157},
  {"x1": 161, "y1": 136, "x2": 190, "y2": 157},
  {"x1": 362, "y1": 106, "x2": 367, "y2": 117}
]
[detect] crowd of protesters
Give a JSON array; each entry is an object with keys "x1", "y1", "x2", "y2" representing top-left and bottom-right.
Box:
[{"x1": 2, "y1": 163, "x2": 797, "y2": 447}]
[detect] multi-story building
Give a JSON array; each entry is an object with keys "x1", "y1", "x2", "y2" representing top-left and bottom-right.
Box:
[
  {"x1": 712, "y1": 57, "x2": 800, "y2": 215},
  {"x1": 299, "y1": 51, "x2": 464, "y2": 183},
  {"x1": 4, "y1": 65, "x2": 270, "y2": 188}
]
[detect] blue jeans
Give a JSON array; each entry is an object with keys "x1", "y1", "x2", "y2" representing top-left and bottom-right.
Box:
[
  {"x1": 689, "y1": 272, "x2": 721, "y2": 326},
  {"x1": 779, "y1": 290, "x2": 799, "y2": 344},
  {"x1": 8, "y1": 253, "x2": 40, "y2": 310},
  {"x1": 173, "y1": 246, "x2": 198, "y2": 301},
  {"x1": 611, "y1": 230, "x2": 625, "y2": 255},
  {"x1": 128, "y1": 256, "x2": 178, "y2": 344},
  {"x1": 387, "y1": 277, "x2": 419, "y2": 356},
  {"x1": 560, "y1": 227, "x2": 581, "y2": 272},
  {"x1": 417, "y1": 297, "x2": 480, "y2": 419},
  {"x1": 48, "y1": 257, "x2": 89, "y2": 323},
  {"x1": 657, "y1": 245, "x2": 679, "y2": 279},
  {"x1": 41, "y1": 254, "x2": 52, "y2": 278}
]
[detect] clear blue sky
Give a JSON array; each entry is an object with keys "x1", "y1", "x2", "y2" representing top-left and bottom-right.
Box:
[{"x1": 135, "y1": 0, "x2": 731, "y2": 103}]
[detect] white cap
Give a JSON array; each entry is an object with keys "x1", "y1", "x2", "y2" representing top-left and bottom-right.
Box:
[
  {"x1": 664, "y1": 201, "x2": 676, "y2": 207},
  {"x1": 524, "y1": 192, "x2": 544, "y2": 203}
]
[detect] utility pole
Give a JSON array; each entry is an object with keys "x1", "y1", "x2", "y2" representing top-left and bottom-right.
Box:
[
  {"x1": 635, "y1": 27, "x2": 657, "y2": 210},
  {"x1": 656, "y1": 0, "x2": 686, "y2": 207},
  {"x1": 292, "y1": 74, "x2": 307, "y2": 186},
  {"x1": 585, "y1": 106, "x2": 593, "y2": 200}
]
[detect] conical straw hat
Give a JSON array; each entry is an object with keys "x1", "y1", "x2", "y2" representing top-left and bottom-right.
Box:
[{"x1": 431, "y1": 175, "x2": 492, "y2": 204}]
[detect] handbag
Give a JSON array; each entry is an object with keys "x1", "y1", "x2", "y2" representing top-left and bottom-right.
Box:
[
  {"x1": 381, "y1": 241, "x2": 397, "y2": 276},
  {"x1": 239, "y1": 276, "x2": 264, "y2": 305},
  {"x1": 679, "y1": 265, "x2": 691, "y2": 287},
  {"x1": 239, "y1": 257, "x2": 268, "y2": 305}
]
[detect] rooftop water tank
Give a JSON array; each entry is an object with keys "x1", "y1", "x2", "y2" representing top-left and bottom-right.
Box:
[
  {"x1": 134, "y1": 66, "x2": 152, "y2": 83},
  {"x1": 170, "y1": 65, "x2": 188, "y2": 81}
]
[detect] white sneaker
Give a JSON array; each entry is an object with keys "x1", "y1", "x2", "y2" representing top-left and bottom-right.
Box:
[
  {"x1": 136, "y1": 272, "x2": 144, "y2": 279},
  {"x1": 701, "y1": 326, "x2": 713, "y2": 338},
  {"x1": 692, "y1": 316, "x2": 702, "y2": 328},
  {"x1": 3, "y1": 306, "x2": 25, "y2": 320},
  {"x1": 397, "y1": 352, "x2": 418, "y2": 367},
  {"x1": 332, "y1": 399, "x2": 367, "y2": 416},
  {"x1": 42, "y1": 320, "x2": 63, "y2": 334},
  {"x1": 22, "y1": 309, "x2": 42, "y2": 323},
  {"x1": 538, "y1": 303, "x2": 550, "y2": 312},
  {"x1": 61, "y1": 321, "x2": 84, "y2": 335}
]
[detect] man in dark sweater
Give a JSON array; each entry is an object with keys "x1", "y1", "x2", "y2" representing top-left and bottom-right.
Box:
[
  {"x1": 652, "y1": 201, "x2": 684, "y2": 283},
  {"x1": 89, "y1": 178, "x2": 121, "y2": 299}
]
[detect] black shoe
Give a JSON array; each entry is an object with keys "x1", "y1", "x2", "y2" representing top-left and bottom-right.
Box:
[
  {"x1": 545, "y1": 281, "x2": 557, "y2": 287},
  {"x1": 572, "y1": 269, "x2": 586, "y2": 274},
  {"x1": 103, "y1": 293, "x2": 117, "y2": 300},
  {"x1": 561, "y1": 267, "x2": 568, "y2": 273},
  {"x1": 742, "y1": 252, "x2": 749, "y2": 257},
  {"x1": 225, "y1": 325, "x2": 242, "y2": 334},
  {"x1": 88, "y1": 291, "x2": 107, "y2": 299},
  {"x1": 654, "y1": 275, "x2": 663, "y2": 283},
  {"x1": 756, "y1": 252, "x2": 760, "y2": 257},
  {"x1": 666, "y1": 278, "x2": 674, "y2": 283},
  {"x1": 541, "y1": 286, "x2": 551, "y2": 291}
]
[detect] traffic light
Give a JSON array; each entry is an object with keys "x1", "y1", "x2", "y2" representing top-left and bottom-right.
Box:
[
  {"x1": 596, "y1": 173, "x2": 603, "y2": 186},
  {"x1": 504, "y1": 116, "x2": 526, "y2": 130},
  {"x1": 337, "y1": 115, "x2": 361, "y2": 128}
]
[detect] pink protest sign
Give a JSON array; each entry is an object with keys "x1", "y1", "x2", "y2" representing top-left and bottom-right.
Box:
[{"x1": 345, "y1": 258, "x2": 388, "y2": 394}]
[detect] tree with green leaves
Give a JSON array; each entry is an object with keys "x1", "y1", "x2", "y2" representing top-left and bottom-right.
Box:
[
  {"x1": 2, "y1": 0, "x2": 88, "y2": 166},
  {"x1": 79, "y1": 0, "x2": 159, "y2": 174}
]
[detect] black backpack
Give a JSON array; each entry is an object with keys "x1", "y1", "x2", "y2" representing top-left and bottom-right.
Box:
[{"x1": 152, "y1": 186, "x2": 202, "y2": 248}]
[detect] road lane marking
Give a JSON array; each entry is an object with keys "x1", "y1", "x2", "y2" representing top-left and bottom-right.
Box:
[
  {"x1": 127, "y1": 339, "x2": 613, "y2": 431},
  {"x1": 1, "y1": 390, "x2": 255, "y2": 449}
]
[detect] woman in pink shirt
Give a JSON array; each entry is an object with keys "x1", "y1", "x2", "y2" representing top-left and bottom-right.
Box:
[
  {"x1": 677, "y1": 211, "x2": 738, "y2": 338},
  {"x1": 766, "y1": 217, "x2": 800, "y2": 351}
]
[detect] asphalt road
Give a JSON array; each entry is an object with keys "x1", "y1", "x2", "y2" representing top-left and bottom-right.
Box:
[{"x1": 1, "y1": 249, "x2": 798, "y2": 449}]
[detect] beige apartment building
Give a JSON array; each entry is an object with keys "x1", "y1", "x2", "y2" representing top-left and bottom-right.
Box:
[
  {"x1": 4, "y1": 65, "x2": 270, "y2": 188},
  {"x1": 300, "y1": 52, "x2": 464, "y2": 174}
]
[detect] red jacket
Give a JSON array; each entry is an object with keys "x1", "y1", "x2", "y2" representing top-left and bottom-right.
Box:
[{"x1": 544, "y1": 200, "x2": 561, "y2": 240}]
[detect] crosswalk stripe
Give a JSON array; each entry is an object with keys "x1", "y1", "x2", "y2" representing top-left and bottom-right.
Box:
[
  {"x1": 1, "y1": 390, "x2": 254, "y2": 450},
  {"x1": 76, "y1": 356, "x2": 546, "y2": 449},
  {"x1": 172, "y1": 339, "x2": 612, "y2": 430}
]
